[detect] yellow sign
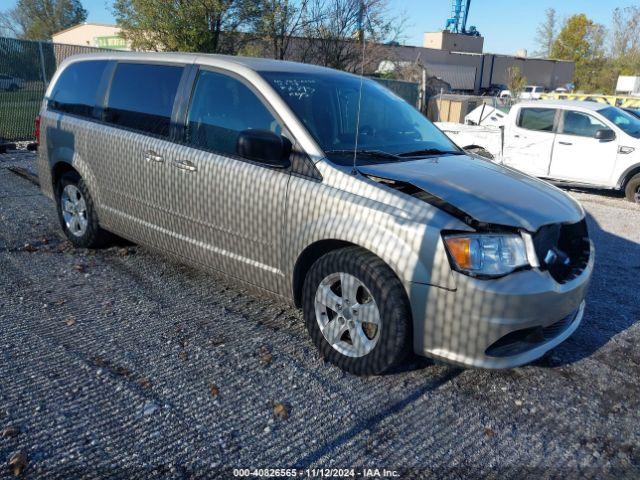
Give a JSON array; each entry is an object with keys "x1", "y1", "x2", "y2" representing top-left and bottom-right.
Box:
[{"x1": 541, "y1": 93, "x2": 640, "y2": 108}]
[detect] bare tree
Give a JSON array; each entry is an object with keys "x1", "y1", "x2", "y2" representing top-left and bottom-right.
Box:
[
  {"x1": 534, "y1": 8, "x2": 557, "y2": 58},
  {"x1": 0, "y1": 14, "x2": 20, "y2": 37},
  {"x1": 610, "y1": 6, "x2": 640, "y2": 60},
  {"x1": 296, "y1": 0, "x2": 400, "y2": 73},
  {"x1": 254, "y1": 0, "x2": 310, "y2": 59}
]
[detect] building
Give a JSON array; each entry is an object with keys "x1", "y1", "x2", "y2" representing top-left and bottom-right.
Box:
[
  {"x1": 376, "y1": 31, "x2": 574, "y2": 94},
  {"x1": 51, "y1": 23, "x2": 130, "y2": 50},
  {"x1": 423, "y1": 31, "x2": 483, "y2": 54}
]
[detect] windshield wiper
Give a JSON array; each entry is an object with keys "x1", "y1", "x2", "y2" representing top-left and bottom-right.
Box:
[
  {"x1": 324, "y1": 149, "x2": 400, "y2": 160},
  {"x1": 396, "y1": 148, "x2": 464, "y2": 157}
]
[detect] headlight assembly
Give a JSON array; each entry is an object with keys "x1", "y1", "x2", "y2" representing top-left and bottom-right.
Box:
[{"x1": 443, "y1": 233, "x2": 531, "y2": 277}]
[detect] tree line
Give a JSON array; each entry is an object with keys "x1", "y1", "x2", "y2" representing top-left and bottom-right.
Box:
[
  {"x1": 0, "y1": 0, "x2": 404, "y2": 74},
  {"x1": 534, "y1": 6, "x2": 640, "y2": 93}
]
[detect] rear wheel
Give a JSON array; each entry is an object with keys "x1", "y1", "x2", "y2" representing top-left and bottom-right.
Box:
[
  {"x1": 624, "y1": 174, "x2": 640, "y2": 204},
  {"x1": 56, "y1": 172, "x2": 112, "y2": 248},
  {"x1": 302, "y1": 247, "x2": 411, "y2": 375}
]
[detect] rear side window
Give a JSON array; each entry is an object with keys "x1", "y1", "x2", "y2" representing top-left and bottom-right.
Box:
[
  {"x1": 185, "y1": 70, "x2": 282, "y2": 157},
  {"x1": 49, "y1": 60, "x2": 108, "y2": 117},
  {"x1": 105, "y1": 63, "x2": 183, "y2": 137},
  {"x1": 517, "y1": 108, "x2": 556, "y2": 132}
]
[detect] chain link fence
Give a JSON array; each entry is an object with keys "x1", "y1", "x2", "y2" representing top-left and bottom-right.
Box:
[
  {"x1": 371, "y1": 77, "x2": 420, "y2": 108},
  {"x1": 0, "y1": 36, "x2": 421, "y2": 143},
  {"x1": 0, "y1": 37, "x2": 108, "y2": 142}
]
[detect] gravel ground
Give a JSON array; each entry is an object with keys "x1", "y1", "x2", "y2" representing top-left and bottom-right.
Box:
[{"x1": 0, "y1": 151, "x2": 638, "y2": 479}]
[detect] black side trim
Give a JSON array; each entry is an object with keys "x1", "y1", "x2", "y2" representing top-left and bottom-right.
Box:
[{"x1": 291, "y1": 144, "x2": 322, "y2": 181}]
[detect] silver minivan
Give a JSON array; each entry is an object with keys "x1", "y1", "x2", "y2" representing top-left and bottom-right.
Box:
[{"x1": 37, "y1": 52, "x2": 594, "y2": 374}]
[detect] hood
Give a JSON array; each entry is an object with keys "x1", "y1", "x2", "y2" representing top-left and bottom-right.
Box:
[{"x1": 358, "y1": 155, "x2": 584, "y2": 232}]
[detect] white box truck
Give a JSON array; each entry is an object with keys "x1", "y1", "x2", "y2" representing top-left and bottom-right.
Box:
[{"x1": 616, "y1": 76, "x2": 640, "y2": 96}]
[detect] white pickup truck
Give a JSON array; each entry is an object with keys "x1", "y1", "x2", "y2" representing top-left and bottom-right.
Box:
[{"x1": 436, "y1": 100, "x2": 640, "y2": 203}]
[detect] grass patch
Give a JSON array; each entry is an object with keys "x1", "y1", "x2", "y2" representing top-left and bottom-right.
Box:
[{"x1": 0, "y1": 88, "x2": 45, "y2": 141}]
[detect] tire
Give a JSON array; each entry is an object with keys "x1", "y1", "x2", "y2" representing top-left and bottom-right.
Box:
[
  {"x1": 624, "y1": 174, "x2": 640, "y2": 204},
  {"x1": 55, "y1": 172, "x2": 112, "y2": 248},
  {"x1": 465, "y1": 146, "x2": 494, "y2": 160},
  {"x1": 302, "y1": 247, "x2": 411, "y2": 375}
]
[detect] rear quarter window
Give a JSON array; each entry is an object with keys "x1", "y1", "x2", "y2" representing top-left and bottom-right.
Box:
[
  {"x1": 49, "y1": 60, "x2": 109, "y2": 117},
  {"x1": 105, "y1": 63, "x2": 183, "y2": 137},
  {"x1": 517, "y1": 108, "x2": 556, "y2": 132}
]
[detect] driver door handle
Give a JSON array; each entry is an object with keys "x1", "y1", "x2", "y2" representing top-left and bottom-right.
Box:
[
  {"x1": 143, "y1": 150, "x2": 164, "y2": 163},
  {"x1": 173, "y1": 160, "x2": 197, "y2": 172},
  {"x1": 558, "y1": 141, "x2": 572, "y2": 146}
]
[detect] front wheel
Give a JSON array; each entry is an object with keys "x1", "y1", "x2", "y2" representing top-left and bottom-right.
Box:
[
  {"x1": 624, "y1": 174, "x2": 640, "y2": 204},
  {"x1": 302, "y1": 247, "x2": 411, "y2": 375}
]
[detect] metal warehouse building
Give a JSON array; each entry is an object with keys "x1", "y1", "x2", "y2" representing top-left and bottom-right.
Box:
[{"x1": 378, "y1": 31, "x2": 575, "y2": 94}]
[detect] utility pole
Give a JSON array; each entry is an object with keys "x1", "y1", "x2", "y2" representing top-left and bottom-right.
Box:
[{"x1": 357, "y1": 0, "x2": 365, "y2": 44}]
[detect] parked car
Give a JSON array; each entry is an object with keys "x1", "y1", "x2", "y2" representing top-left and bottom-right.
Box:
[
  {"x1": 520, "y1": 85, "x2": 545, "y2": 100},
  {"x1": 0, "y1": 74, "x2": 25, "y2": 91},
  {"x1": 37, "y1": 53, "x2": 593, "y2": 374},
  {"x1": 437, "y1": 100, "x2": 640, "y2": 203},
  {"x1": 483, "y1": 83, "x2": 508, "y2": 97}
]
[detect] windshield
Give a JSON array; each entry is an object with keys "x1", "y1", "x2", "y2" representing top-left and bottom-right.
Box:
[
  {"x1": 261, "y1": 71, "x2": 460, "y2": 165},
  {"x1": 598, "y1": 106, "x2": 640, "y2": 139}
]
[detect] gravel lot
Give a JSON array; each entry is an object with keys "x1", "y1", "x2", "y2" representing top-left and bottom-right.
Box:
[{"x1": 0, "y1": 151, "x2": 638, "y2": 479}]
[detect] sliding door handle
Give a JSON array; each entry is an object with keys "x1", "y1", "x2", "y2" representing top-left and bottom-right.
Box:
[
  {"x1": 558, "y1": 141, "x2": 572, "y2": 146},
  {"x1": 173, "y1": 160, "x2": 197, "y2": 172},
  {"x1": 143, "y1": 150, "x2": 164, "y2": 163}
]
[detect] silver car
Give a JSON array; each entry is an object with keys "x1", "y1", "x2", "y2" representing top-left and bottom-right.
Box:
[{"x1": 37, "y1": 52, "x2": 594, "y2": 374}]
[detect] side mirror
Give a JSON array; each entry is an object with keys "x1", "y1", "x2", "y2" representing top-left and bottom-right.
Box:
[
  {"x1": 594, "y1": 129, "x2": 615, "y2": 142},
  {"x1": 236, "y1": 129, "x2": 292, "y2": 167}
]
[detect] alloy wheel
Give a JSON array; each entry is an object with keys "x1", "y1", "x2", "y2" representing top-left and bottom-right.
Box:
[
  {"x1": 61, "y1": 184, "x2": 88, "y2": 237},
  {"x1": 314, "y1": 272, "x2": 381, "y2": 357}
]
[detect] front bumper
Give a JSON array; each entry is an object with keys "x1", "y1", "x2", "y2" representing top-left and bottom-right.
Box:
[{"x1": 408, "y1": 241, "x2": 594, "y2": 368}]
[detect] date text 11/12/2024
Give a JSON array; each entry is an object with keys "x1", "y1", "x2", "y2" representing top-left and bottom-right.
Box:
[{"x1": 232, "y1": 468, "x2": 400, "y2": 477}]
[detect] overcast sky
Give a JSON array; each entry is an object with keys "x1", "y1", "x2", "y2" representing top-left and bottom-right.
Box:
[{"x1": 5, "y1": 0, "x2": 638, "y2": 55}]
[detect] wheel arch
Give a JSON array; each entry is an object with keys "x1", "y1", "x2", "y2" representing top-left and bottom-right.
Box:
[
  {"x1": 48, "y1": 148, "x2": 102, "y2": 207},
  {"x1": 51, "y1": 160, "x2": 80, "y2": 192},
  {"x1": 290, "y1": 234, "x2": 435, "y2": 308},
  {"x1": 617, "y1": 163, "x2": 640, "y2": 190},
  {"x1": 292, "y1": 239, "x2": 357, "y2": 307}
]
